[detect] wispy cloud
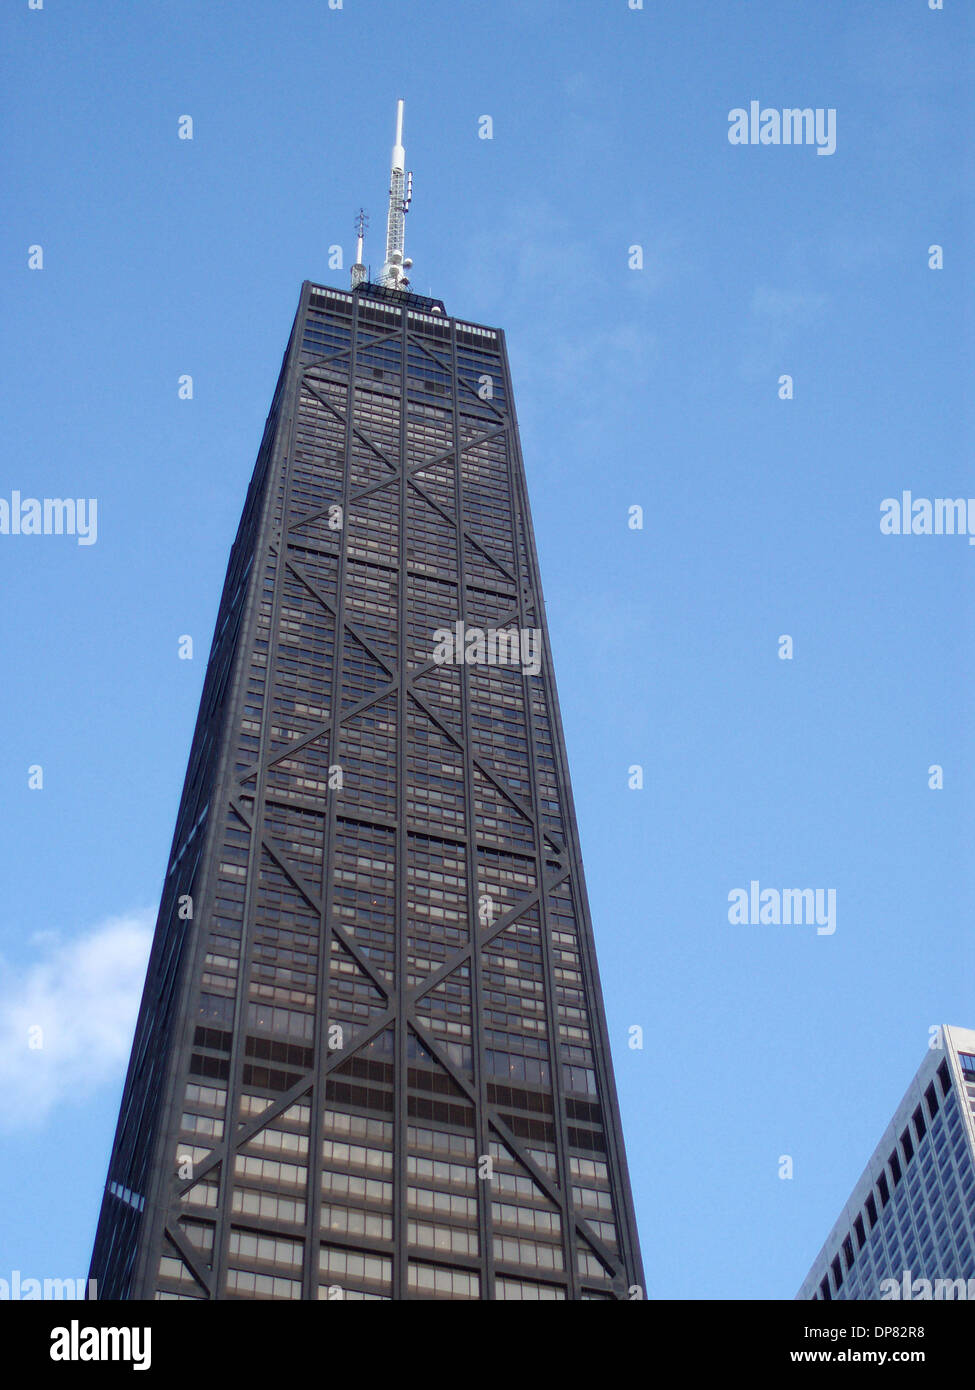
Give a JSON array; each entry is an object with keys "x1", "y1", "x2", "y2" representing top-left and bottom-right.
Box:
[
  {"x1": 750, "y1": 285, "x2": 828, "y2": 326},
  {"x1": 738, "y1": 283, "x2": 829, "y2": 381},
  {"x1": 0, "y1": 910, "x2": 154, "y2": 1132}
]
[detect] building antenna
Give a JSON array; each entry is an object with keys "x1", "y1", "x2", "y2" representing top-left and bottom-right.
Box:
[
  {"x1": 350, "y1": 208, "x2": 368, "y2": 289},
  {"x1": 379, "y1": 99, "x2": 413, "y2": 290}
]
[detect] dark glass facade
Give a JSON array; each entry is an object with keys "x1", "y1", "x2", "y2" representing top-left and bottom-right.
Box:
[{"x1": 89, "y1": 279, "x2": 644, "y2": 1300}]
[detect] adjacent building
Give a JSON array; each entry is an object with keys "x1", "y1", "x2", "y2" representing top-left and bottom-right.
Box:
[
  {"x1": 88, "y1": 103, "x2": 644, "y2": 1300},
  {"x1": 797, "y1": 1025, "x2": 975, "y2": 1300}
]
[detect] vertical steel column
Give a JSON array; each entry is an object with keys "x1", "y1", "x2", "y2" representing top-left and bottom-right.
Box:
[
  {"x1": 300, "y1": 296, "x2": 359, "y2": 1298},
  {"x1": 448, "y1": 319, "x2": 497, "y2": 1299},
  {"x1": 207, "y1": 296, "x2": 307, "y2": 1299},
  {"x1": 392, "y1": 304, "x2": 410, "y2": 1299}
]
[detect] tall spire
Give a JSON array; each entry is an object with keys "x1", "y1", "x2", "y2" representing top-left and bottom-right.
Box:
[{"x1": 378, "y1": 98, "x2": 413, "y2": 290}]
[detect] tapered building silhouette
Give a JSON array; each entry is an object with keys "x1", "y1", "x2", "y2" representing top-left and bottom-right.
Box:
[{"x1": 90, "y1": 104, "x2": 643, "y2": 1301}]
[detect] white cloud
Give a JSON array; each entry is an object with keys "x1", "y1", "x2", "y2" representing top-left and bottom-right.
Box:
[
  {"x1": 0, "y1": 909, "x2": 154, "y2": 1131},
  {"x1": 737, "y1": 284, "x2": 830, "y2": 381},
  {"x1": 749, "y1": 286, "x2": 828, "y2": 326}
]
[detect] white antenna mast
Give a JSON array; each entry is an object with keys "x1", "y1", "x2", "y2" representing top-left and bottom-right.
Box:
[
  {"x1": 379, "y1": 99, "x2": 413, "y2": 290},
  {"x1": 350, "y1": 208, "x2": 368, "y2": 289}
]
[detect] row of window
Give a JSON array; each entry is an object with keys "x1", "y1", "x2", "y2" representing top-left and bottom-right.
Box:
[{"x1": 817, "y1": 1058, "x2": 957, "y2": 1300}]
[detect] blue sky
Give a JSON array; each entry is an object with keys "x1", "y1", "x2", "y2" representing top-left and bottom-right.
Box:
[{"x1": 1, "y1": 0, "x2": 972, "y2": 1300}]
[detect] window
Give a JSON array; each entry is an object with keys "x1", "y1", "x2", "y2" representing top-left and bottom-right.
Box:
[
  {"x1": 959, "y1": 1053, "x2": 975, "y2": 1080},
  {"x1": 321, "y1": 1204, "x2": 391, "y2": 1241},
  {"x1": 409, "y1": 1220, "x2": 478, "y2": 1256},
  {"x1": 226, "y1": 1268, "x2": 300, "y2": 1299},
  {"x1": 319, "y1": 1246, "x2": 391, "y2": 1287},
  {"x1": 491, "y1": 1202, "x2": 561, "y2": 1238},
  {"x1": 232, "y1": 1189, "x2": 305, "y2": 1226},
  {"x1": 408, "y1": 1186, "x2": 477, "y2": 1221},
  {"x1": 246, "y1": 1127, "x2": 308, "y2": 1158},
  {"x1": 900, "y1": 1127, "x2": 914, "y2": 1165},
  {"x1": 181, "y1": 1112, "x2": 224, "y2": 1139},
  {"x1": 407, "y1": 1261, "x2": 479, "y2": 1299},
  {"x1": 494, "y1": 1234, "x2": 564, "y2": 1271},
  {"x1": 228, "y1": 1230, "x2": 303, "y2": 1268},
  {"x1": 496, "y1": 1275, "x2": 566, "y2": 1300},
  {"x1": 235, "y1": 1154, "x2": 306, "y2": 1189},
  {"x1": 158, "y1": 1256, "x2": 196, "y2": 1286}
]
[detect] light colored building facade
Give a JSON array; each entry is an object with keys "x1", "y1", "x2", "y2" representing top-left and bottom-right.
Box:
[{"x1": 797, "y1": 1025, "x2": 975, "y2": 1300}]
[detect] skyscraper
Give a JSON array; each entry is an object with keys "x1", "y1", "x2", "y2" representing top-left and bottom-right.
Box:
[
  {"x1": 89, "y1": 103, "x2": 644, "y2": 1301},
  {"x1": 797, "y1": 1025, "x2": 975, "y2": 1301}
]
